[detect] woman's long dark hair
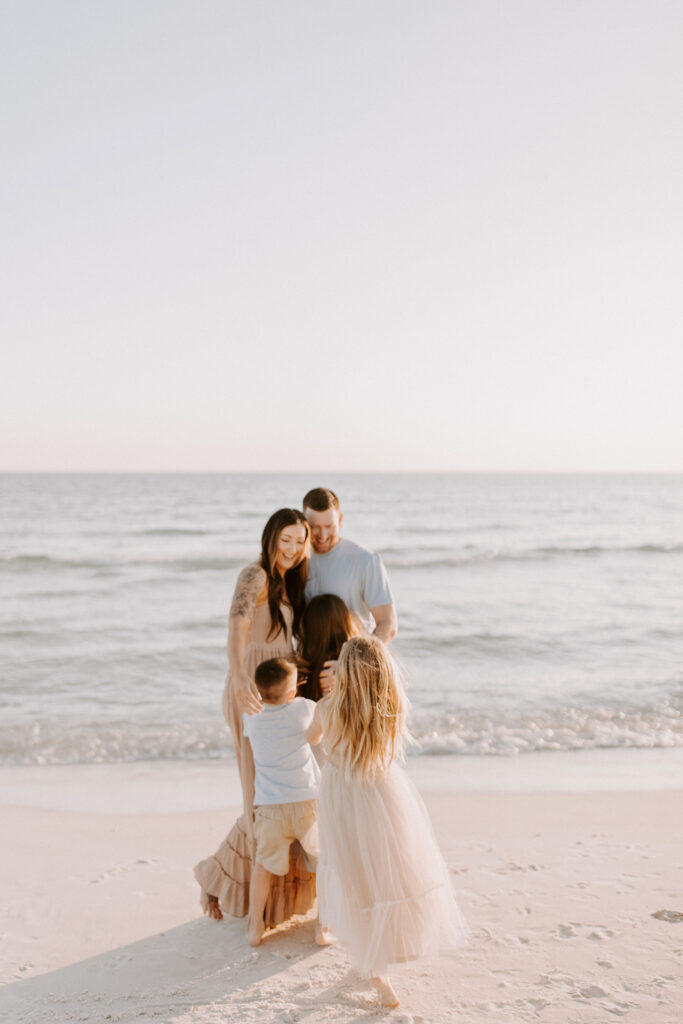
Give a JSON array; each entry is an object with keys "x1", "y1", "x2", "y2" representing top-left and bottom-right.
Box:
[
  {"x1": 260, "y1": 508, "x2": 310, "y2": 641},
  {"x1": 297, "y1": 593, "x2": 358, "y2": 701}
]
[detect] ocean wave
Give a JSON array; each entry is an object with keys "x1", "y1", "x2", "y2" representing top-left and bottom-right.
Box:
[
  {"x1": 0, "y1": 553, "x2": 245, "y2": 574},
  {"x1": 404, "y1": 632, "x2": 559, "y2": 658},
  {"x1": 0, "y1": 554, "x2": 105, "y2": 572},
  {"x1": 410, "y1": 702, "x2": 683, "y2": 756},
  {"x1": 2, "y1": 701, "x2": 680, "y2": 766},
  {"x1": 537, "y1": 542, "x2": 683, "y2": 557},
  {"x1": 5, "y1": 539, "x2": 681, "y2": 577},
  {"x1": 381, "y1": 549, "x2": 501, "y2": 569},
  {"x1": 395, "y1": 522, "x2": 511, "y2": 535},
  {"x1": 381, "y1": 541, "x2": 683, "y2": 569},
  {"x1": 138, "y1": 528, "x2": 211, "y2": 537},
  {"x1": 0, "y1": 720, "x2": 235, "y2": 767}
]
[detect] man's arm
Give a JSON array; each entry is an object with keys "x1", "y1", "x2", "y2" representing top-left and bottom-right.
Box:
[
  {"x1": 370, "y1": 603, "x2": 397, "y2": 643},
  {"x1": 362, "y1": 549, "x2": 397, "y2": 643}
]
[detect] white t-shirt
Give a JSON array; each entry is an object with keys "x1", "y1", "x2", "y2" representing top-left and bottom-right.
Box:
[
  {"x1": 305, "y1": 537, "x2": 394, "y2": 633},
  {"x1": 242, "y1": 697, "x2": 320, "y2": 806}
]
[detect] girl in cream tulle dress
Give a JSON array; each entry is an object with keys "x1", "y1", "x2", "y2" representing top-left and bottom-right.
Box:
[{"x1": 306, "y1": 635, "x2": 469, "y2": 1008}]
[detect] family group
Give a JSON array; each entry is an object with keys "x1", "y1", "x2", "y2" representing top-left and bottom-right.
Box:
[{"x1": 194, "y1": 487, "x2": 468, "y2": 1007}]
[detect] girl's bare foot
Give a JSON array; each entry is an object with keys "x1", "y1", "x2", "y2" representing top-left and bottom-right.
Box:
[
  {"x1": 205, "y1": 897, "x2": 223, "y2": 921},
  {"x1": 246, "y1": 915, "x2": 265, "y2": 947},
  {"x1": 314, "y1": 919, "x2": 334, "y2": 946},
  {"x1": 371, "y1": 976, "x2": 399, "y2": 1008}
]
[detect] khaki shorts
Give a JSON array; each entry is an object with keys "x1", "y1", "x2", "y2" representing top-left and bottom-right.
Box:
[{"x1": 253, "y1": 799, "x2": 319, "y2": 876}]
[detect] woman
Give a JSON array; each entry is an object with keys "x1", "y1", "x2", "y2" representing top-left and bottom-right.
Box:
[
  {"x1": 194, "y1": 508, "x2": 313, "y2": 926},
  {"x1": 297, "y1": 593, "x2": 360, "y2": 702}
]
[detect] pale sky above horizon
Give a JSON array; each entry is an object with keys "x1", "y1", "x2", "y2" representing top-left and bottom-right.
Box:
[{"x1": 2, "y1": 1, "x2": 682, "y2": 472}]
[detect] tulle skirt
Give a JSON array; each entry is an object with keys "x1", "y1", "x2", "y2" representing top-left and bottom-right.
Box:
[{"x1": 317, "y1": 759, "x2": 469, "y2": 978}]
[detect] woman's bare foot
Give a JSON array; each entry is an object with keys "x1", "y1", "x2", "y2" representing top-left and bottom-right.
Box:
[
  {"x1": 371, "y1": 976, "x2": 399, "y2": 1008},
  {"x1": 246, "y1": 915, "x2": 265, "y2": 947},
  {"x1": 314, "y1": 919, "x2": 334, "y2": 946},
  {"x1": 205, "y1": 897, "x2": 223, "y2": 921}
]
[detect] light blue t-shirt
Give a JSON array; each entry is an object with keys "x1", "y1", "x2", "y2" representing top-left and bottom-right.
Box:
[
  {"x1": 242, "y1": 697, "x2": 320, "y2": 806},
  {"x1": 305, "y1": 537, "x2": 394, "y2": 633}
]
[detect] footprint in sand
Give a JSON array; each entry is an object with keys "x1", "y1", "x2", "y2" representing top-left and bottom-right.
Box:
[
  {"x1": 496, "y1": 862, "x2": 543, "y2": 874},
  {"x1": 601, "y1": 1000, "x2": 639, "y2": 1017},
  {"x1": 557, "y1": 923, "x2": 615, "y2": 941},
  {"x1": 580, "y1": 984, "x2": 609, "y2": 998},
  {"x1": 90, "y1": 859, "x2": 158, "y2": 883},
  {"x1": 527, "y1": 997, "x2": 551, "y2": 1011},
  {"x1": 652, "y1": 909, "x2": 683, "y2": 923},
  {"x1": 90, "y1": 864, "x2": 133, "y2": 883}
]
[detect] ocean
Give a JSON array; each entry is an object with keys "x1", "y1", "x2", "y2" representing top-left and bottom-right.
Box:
[{"x1": 2, "y1": 472, "x2": 682, "y2": 772}]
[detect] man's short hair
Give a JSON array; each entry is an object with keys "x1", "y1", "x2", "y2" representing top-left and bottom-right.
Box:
[
  {"x1": 254, "y1": 657, "x2": 296, "y2": 701},
  {"x1": 302, "y1": 487, "x2": 340, "y2": 513}
]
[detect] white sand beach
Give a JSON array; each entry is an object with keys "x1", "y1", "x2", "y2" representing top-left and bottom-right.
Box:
[{"x1": 1, "y1": 758, "x2": 681, "y2": 1024}]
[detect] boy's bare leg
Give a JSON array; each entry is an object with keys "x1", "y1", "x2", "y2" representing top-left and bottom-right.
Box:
[
  {"x1": 371, "y1": 976, "x2": 399, "y2": 1008},
  {"x1": 314, "y1": 917, "x2": 334, "y2": 945},
  {"x1": 205, "y1": 895, "x2": 223, "y2": 921},
  {"x1": 246, "y1": 862, "x2": 271, "y2": 946}
]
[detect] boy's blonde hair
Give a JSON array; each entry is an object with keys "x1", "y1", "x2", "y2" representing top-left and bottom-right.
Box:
[{"x1": 325, "y1": 635, "x2": 406, "y2": 779}]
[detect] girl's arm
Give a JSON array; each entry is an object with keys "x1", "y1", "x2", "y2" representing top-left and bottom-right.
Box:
[
  {"x1": 227, "y1": 564, "x2": 267, "y2": 715},
  {"x1": 306, "y1": 702, "x2": 325, "y2": 746}
]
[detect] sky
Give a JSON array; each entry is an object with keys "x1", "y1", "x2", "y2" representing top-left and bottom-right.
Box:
[{"x1": 2, "y1": 1, "x2": 682, "y2": 472}]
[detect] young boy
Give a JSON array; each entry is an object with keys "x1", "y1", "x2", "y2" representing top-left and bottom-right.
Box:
[{"x1": 242, "y1": 656, "x2": 331, "y2": 947}]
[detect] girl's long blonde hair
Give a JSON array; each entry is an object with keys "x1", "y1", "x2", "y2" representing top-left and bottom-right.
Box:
[{"x1": 324, "y1": 635, "x2": 407, "y2": 779}]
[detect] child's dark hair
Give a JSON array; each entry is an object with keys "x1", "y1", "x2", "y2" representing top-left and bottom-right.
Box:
[
  {"x1": 254, "y1": 657, "x2": 296, "y2": 701},
  {"x1": 297, "y1": 594, "x2": 357, "y2": 701}
]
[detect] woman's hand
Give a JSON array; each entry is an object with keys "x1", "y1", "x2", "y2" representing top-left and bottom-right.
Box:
[
  {"x1": 233, "y1": 674, "x2": 263, "y2": 715},
  {"x1": 319, "y1": 659, "x2": 337, "y2": 695}
]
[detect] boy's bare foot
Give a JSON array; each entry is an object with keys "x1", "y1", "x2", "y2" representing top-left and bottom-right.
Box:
[
  {"x1": 246, "y1": 915, "x2": 265, "y2": 947},
  {"x1": 205, "y1": 897, "x2": 223, "y2": 921},
  {"x1": 371, "y1": 976, "x2": 399, "y2": 1008},
  {"x1": 314, "y1": 919, "x2": 334, "y2": 946}
]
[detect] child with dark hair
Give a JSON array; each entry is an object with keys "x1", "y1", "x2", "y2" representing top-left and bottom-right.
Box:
[
  {"x1": 243, "y1": 657, "x2": 332, "y2": 948},
  {"x1": 297, "y1": 594, "x2": 359, "y2": 701}
]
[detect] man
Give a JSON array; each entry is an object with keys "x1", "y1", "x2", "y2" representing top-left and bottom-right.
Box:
[{"x1": 302, "y1": 487, "x2": 397, "y2": 644}]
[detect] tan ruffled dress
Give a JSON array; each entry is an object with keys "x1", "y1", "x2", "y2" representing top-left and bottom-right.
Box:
[{"x1": 194, "y1": 597, "x2": 315, "y2": 925}]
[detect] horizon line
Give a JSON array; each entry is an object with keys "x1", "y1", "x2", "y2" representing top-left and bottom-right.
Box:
[{"x1": 2, "y1": 468, "x2": 682, "y2": 476}]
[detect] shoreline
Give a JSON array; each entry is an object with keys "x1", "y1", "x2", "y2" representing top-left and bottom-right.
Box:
[{"x1": 0, "y1": 745, "x2": 682, "y2": 815}]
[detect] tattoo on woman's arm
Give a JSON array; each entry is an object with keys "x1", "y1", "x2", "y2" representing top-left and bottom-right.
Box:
[{"x1": 230, "y1": 565, "x2": 265, "y2": 618}]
